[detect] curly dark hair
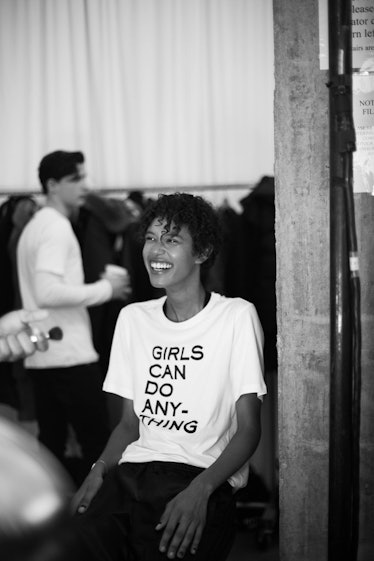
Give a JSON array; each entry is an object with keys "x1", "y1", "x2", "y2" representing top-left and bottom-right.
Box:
[{"x1": 139, "y1": 193, "x2": 223, "y2": 270}]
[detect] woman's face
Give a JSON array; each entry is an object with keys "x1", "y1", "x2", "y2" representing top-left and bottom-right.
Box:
[{"x1": 142, "y1": 217, "x2": 203, "y2": 292}]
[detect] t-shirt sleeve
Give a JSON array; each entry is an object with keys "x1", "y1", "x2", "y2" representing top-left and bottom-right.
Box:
[
  {"x1": 103, "y1": 308, "x2": 134, "y2": 399},
  {"x1": 35, "y1": 272, "x2": 112, "y2": 308},
  {"x1": 230, "y1": 302, "x2": 267, "y2": 400}
]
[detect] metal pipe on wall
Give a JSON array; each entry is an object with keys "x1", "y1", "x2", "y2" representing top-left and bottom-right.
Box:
[{"x1": 328, "y1": 1, "x2": 360, "y2": 559}]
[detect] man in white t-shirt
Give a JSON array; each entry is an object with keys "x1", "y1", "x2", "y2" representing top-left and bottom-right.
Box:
[
  {"x1": 17, "y1": 150, "x2": 131, "y2": 484},
  {"x1": 70, "y1": 193, "x2": 267, "y2": 561}
]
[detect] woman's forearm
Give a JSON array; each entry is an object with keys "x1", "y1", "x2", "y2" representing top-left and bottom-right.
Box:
[
  {"x1": 97, "y1": 421, "x2": 139, "y2": 469},
  {"x1": 190, "y1": 393, "x2": 262, "y2": 496},
  {"x1": 191, "y1": 424, "x2": 261, "y2": 496}
]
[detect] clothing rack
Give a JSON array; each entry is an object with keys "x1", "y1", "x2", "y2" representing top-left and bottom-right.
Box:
[
  {"x1": 0, "y1": 183, "x2": 253, "y2": 198},
  {"x1": 101, "y1": 183, "x2": 253, "y2": 195}
]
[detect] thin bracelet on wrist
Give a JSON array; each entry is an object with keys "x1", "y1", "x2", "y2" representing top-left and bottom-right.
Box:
[{"x1": 91, "y1": 459, "x2": 107, "y2": 474}]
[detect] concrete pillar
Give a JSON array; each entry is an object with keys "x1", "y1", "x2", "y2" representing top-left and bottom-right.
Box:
[{"x1": 273, "y1": 0, "x2": 374, "y2": 559}]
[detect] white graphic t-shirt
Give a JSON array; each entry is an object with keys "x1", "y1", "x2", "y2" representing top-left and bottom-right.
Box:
[{"x1": 103, "y1": 292, "x2": 266, "y2": 490}]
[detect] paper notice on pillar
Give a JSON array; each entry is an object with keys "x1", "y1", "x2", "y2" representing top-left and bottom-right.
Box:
[
  {"x1": 351, "y1": 0, "x2": 374, "y2": 71},
  {"x1": 353, "y1": 73, "x2": 374, "y2": 194},
  {"x1": 318, "y1": 0, "x2": 329, "y2": 69},
  {"x1": 318, "y1": 0, "x2": 374, "y2": 70}
]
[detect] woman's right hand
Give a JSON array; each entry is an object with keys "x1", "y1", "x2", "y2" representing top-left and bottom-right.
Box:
[
  {"x1": 71, "y1": 397, "x2": 139, "y2": 515},
  {"x1": 71, "y1": 461, "x2": 107, "y2": 515}
]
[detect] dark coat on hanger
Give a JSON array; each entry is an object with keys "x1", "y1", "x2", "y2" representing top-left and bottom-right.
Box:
[{"x1": 239, "y1": 176, "x2": 277, "y2": 371}]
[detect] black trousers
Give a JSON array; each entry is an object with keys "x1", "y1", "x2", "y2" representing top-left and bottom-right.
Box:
[
  {"x1": 28, "y1": 363, "x2": 110, "y2": 481},
  {"x1": 70, "y1": 461, "x2": 236, "y2": 561}
]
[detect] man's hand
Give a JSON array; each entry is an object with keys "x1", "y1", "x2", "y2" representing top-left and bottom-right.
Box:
[
  {"x1": 101, "y1": 270, "x2": 132, "y2": 301},
  {"x1": 0, "y1": 309, "x2": 49, "y2": 362},
  {"x1": 156, "y1": 481, "x2": 211, "y2": 559}
]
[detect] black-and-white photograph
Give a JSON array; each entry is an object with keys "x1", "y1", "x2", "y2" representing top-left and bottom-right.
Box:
[{"x1": 0, "y1": 1, "x2": 373, "y2": 561}]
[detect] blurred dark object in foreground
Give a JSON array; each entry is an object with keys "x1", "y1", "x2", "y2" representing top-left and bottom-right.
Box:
[{"x1": 0, "y1": 418, "x2": 74, "y2": 561}]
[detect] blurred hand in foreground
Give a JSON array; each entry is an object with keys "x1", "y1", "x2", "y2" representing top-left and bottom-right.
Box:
[{"x1": 0, "y1": 309, "x2": 49, "y2": 362}]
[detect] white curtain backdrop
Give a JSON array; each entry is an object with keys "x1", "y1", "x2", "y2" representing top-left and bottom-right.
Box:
[{"x1": 0, "y1": 0, "x2": 274, "y2": 196}]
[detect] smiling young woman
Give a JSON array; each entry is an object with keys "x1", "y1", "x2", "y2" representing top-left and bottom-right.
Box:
[{"x1": 70, "y1": 193, "x2": 267, "y2": 561}]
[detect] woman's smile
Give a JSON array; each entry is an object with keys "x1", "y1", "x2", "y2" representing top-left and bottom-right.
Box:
[{"x1": 150, "y1": 260, "x2": 173, "y2": 272}]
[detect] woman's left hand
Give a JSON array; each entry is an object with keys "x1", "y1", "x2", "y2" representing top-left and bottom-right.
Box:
[{"x1": 156, "y1": 481, "x2": 210, "y2": 559}]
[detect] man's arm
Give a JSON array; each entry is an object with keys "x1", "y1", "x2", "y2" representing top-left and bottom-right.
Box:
[
  {"x1": 157, "y1": 393, "x2": 262, "y2": 559},
  {"x1": 21, "y1": 217, "x2": 130, "y2": 309},
  {"x1": 71, "y1": 397, "x2": 139, "y2": 514},
  {"x1": 34, "y1": 270, "x2": 131, "y2": 308}
]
